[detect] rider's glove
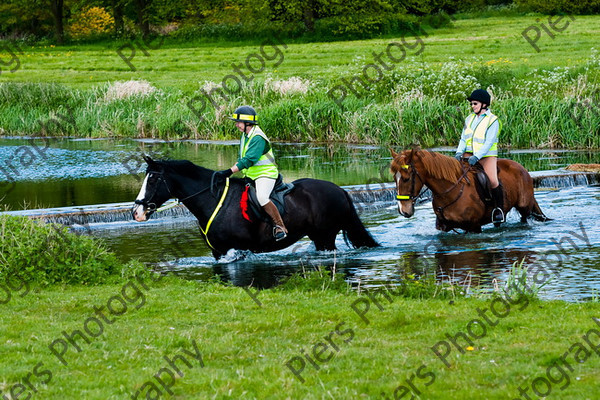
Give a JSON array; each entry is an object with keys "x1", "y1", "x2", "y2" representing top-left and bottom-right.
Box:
[
  {"x1": 468, "y1": 155, "x2": 479, "y2": 166},
  {"x1": 454, "y1": 153, "x2": 463, "y2": 161},
  {"x1": 216, "y1": 169, "x2": 233, "y2": 179}
]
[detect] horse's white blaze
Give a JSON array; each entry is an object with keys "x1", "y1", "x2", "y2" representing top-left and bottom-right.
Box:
[
  {"x1": 136, "y1": 174, "x2": 149, "y2": 201},
  {"x1": 133, "y1": 174, "x2": 149, "y2": 221}
]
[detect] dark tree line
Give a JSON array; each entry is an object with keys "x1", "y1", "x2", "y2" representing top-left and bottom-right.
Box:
[{"x1": 1, "y1": 0, "x2": 596, "y2": 44}]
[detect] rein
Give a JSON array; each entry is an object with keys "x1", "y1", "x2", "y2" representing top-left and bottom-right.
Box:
[
  {"x1": 434, "y1": 164, "x2": 471, "y2": 218},
  {"x1": 136, "y1": 170, "x2": 231, "y2": 250},
  {"x1": 394, "y1": 160, "x2": 472, "y2": 214}
]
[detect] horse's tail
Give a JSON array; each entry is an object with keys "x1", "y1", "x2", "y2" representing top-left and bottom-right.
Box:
[
  {"x1": 531, "y1": 198, "x2": 552, "y2": 222},
  {"x1": 342, "y1": 191, "x2": 380, "y2": 248}
]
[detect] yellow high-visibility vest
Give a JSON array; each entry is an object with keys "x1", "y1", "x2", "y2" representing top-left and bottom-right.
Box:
[
  {"x1": 464, "y1": 112, "x2": 499, "y2": 157},
  {"x1": 240, "y1": 125, "x2": 278, "y2": 179}
]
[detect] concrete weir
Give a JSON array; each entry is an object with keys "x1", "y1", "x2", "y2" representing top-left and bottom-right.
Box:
[{"x1": 3, "y1": 169, "x2": 599, "y2": 226}]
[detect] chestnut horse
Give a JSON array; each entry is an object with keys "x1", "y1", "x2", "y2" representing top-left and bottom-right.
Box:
[{"x1": 390, "y1": 148, "x2": 550, "y2": 233}]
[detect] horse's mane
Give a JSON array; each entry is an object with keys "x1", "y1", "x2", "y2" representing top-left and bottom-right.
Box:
[
  {"x1": 151, "y1": 159, "x2": 213, "y2": 177},
  {"x1": 391, "y1": 149, "x2": 463, "y2": 182}
]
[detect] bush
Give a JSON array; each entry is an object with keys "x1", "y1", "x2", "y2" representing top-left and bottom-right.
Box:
[
  {"x1": 0, "y1": 215, "x2": 141, "y2": 285},
  {"x1": 67, "y1": 6, "x2": 114, "y2": 41},
  {"x1": 312, "y1": 13, "x2": 419, "y2": 40},
  {"x1": 514, "y1": 0, "x2": 600, "y2": 14}
]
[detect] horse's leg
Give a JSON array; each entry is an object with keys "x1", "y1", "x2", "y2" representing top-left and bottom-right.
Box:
[
  {"x1": 516, "y1": 206, "x2": 531, "y2": 223},
  {"x1": 212, "y1": 249, "x2": 223, "y2": 260},
  {"x1": 309, "y1": 232, "x2": 337, "y2": 251}
]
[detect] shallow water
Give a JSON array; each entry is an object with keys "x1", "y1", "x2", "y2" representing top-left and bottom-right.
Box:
[
  {"x1": 94, "y1": 183, "x2": 599, "y2": 301},
  {"x1": 1, "y1": 138, "x2": 599, "y2": 300}
]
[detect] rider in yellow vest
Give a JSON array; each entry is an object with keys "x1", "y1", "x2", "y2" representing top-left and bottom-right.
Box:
[
  {"x1": 455, "y1": 89, "x2": 505, "y2": 224},
  {"x1": 215, "y1": 105, "x2": 288, "y2": 241}
]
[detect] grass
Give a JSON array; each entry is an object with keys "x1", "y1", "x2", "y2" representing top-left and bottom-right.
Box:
[
  {"x1": 1, "y1": 15, "x2": 598, "y2": 89},
  {"x1": 1, "y1": 217, "x2": 599, "y2": 399},
  {"x1": 1, "y1": 14, "x2": 599, "y2": 147},
  {"x1": 1, "y1": 275, "x2": 599, "y2": 399}
]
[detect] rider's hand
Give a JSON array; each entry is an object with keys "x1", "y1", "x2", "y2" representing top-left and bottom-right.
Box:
[
  {"x1": 454, "y1": 153, "x2": 463, "y2": 161},
  {"x1": 216, "y1": 169, "x2": 233, "y2": 179},
  {"x1": 468, "y1": 156, "x2": 479, "y2": 166}
]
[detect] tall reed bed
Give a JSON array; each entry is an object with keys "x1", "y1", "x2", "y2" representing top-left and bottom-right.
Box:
[{"x1": 1, "y1": 65, "x2": 599, "y2": 148}]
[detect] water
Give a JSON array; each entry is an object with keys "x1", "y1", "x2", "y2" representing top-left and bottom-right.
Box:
[
  {"x1": 0, "y1": 137, "x2": 597, "y2": 208},
  {"x1": 1, "y1": 138, "x2": 599, "y2": 300}
]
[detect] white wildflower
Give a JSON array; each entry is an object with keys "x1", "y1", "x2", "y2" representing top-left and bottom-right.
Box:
[{"x1": 103, "y1": 80, "x2": 157, "y2": 102}]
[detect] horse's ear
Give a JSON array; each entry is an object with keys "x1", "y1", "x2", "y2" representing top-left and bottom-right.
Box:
[
  {"x1": 389, "y1": 148, "x2": 398, "y2": 158},
  {"x1": 142, "y1": 154, "x2": 154, "y2": 165}
]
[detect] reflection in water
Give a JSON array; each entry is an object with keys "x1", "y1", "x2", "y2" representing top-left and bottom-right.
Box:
[{"x1": 397, "y1": 249, "x2": 538, "y2": 288}]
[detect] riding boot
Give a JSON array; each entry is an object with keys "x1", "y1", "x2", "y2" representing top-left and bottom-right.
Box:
[
  {"x1": 262, "y1": 201, "x2": 288, "y2": 241},
  {"x1": 491, "y1": 185, "x2": 505, "y2": 224}
]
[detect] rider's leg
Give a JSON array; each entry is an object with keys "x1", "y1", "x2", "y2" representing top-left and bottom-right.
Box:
[
  {"x1": 256, "y1": 177, "x2": 288, "y2": 240},
  {"x1": 479, "y1": 157, "x2": 504, "y2": 223}
]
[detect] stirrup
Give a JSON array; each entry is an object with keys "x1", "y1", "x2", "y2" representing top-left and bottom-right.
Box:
[
  {"x1": 492, "y1": 207, "x2": 505, "y2": 223},
  {"x1": 273, "y1": 226, "x2": 287, "y2": 241}
]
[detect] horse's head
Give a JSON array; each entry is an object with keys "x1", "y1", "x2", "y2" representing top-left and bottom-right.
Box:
[
  {"x1": 390, "y1": 148, "x2": 424, "y2": 218},
  {"x1": 132, "y1": 156, "x2": 173, "y2": 222}
]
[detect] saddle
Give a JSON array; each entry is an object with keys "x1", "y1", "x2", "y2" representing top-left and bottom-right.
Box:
[
  {"x1": 472, "y1": 164, "x2": 498, "y2": 205},
  {"x1": 240, "y1": 174, "x2": 295, "y2": 222}
]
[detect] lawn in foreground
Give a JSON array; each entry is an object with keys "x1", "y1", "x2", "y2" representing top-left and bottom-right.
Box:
[{"x1": 1, "y1": 276, "x2": 599, "y2": 399}]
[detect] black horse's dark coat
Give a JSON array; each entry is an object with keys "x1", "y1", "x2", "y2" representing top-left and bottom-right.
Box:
[{"x1": 134, "y1": 158, "x2": 378, "y2": 259}]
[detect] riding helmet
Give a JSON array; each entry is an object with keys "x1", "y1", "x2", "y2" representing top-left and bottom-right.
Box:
[
  {"x1": 229, "y1": 105, "x2": 258, "y2": 124},
  {"x1": 467, "y1": 89, "x2": 491, "y2": 106}
]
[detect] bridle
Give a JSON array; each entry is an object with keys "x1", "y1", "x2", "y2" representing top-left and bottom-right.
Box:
[
  {"x1": 134, "y1": 170, "x2": 171, "y2": 212},
  {"x1": 394, "y1": 160, "x2": 472, "y2": 213},
  {"x1": 134, "y1": 169, "x2": 219, "y2": 212},
  {"x1": 394, "y1": 163, "x2": 426, "y2": 203}
]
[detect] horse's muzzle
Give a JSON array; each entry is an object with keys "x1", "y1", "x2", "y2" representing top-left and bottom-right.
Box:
[
  {"x1": 397, "y1": 203, "x2": 414, "y2": 218},
  {"x1": 132, "y1": 204, "x2": 156, "y2": 222}
]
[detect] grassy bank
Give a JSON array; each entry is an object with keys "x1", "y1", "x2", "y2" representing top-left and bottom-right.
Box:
[
  {"x1": 2, "y1": 215, "x2": 600, "y2": 399},
  {"x1": 1, "y1": 277, "x2": 599, "y2": 399},
  {"x1": 1, "y1": 15, "x2": 599, "y2": 147}
]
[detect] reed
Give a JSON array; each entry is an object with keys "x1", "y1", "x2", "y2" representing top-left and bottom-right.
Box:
[{"x1": 1, "y1": 78, "x2": 599, "y2": 148}]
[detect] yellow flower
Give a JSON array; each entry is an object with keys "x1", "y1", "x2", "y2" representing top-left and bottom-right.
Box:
[{"x1": 466, "y1": 346, "x2": 475, "y2": 351}]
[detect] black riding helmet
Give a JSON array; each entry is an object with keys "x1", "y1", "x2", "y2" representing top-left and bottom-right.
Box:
[
  {"x1": 467, "y1": 89, "x2": 491, "y2": 107},
  {"x1": 229, "y1": 105, "x2": 258, "y2": 125}
]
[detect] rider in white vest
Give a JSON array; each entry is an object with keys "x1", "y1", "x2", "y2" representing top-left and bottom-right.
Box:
[
  {"x1": 455, "y1": 89, "x2": 505, "y2": 224},
  {"x1": 215, "y1": 105, "x2": 288, "y2": 241}
]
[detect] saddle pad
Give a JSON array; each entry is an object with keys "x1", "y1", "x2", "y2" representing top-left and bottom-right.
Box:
[{"x1": 240, "y1": 176, "x2": 295, "y2": 222}]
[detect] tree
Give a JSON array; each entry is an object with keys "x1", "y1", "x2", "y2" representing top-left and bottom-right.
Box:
[
  {"x1": 134, "y1": 0, "x2": 151, "y2": 38},
  {"x1": 48, "y1": 0, "x2": 65, "y2": 43},
  {"x1": 110, "y1": 0, "x2": 126, "y2": 35}
]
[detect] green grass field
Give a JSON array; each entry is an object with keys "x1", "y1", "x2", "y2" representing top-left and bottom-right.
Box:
[
  {"x1": 1, "y1": 14, "x2": 599, "y2": 146},
  {"x1": 1, "y1": 276, "x2": 599, "y2": 399},
  {"x1": 2, "y1": 15, "x2": 598, "y2": 90}
]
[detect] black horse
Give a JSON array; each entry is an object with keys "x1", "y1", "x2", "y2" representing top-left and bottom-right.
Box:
[{"x1": 132, "y1": 157, "x2": 379, "y2": 259}]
